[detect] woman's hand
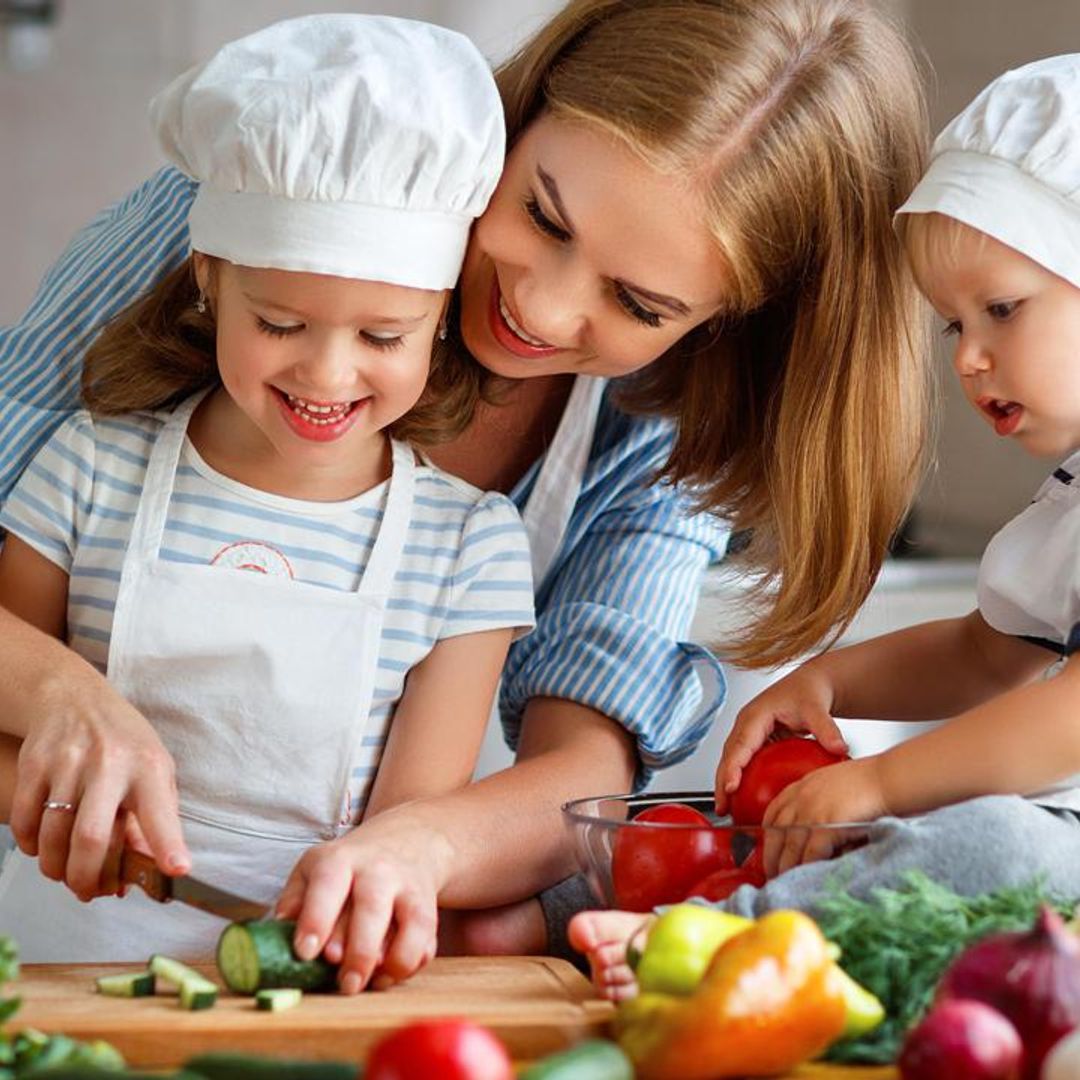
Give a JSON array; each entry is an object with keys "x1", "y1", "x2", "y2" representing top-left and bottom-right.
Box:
[
  {"x1": 274, "y1": 805, "x2": 454, "y2": 994},
  {"x1": 9, "y1": 672, "x2": 190, "y2": 901},
  {"x1": 714, "y1": 664, "x2": 846, "y2": 813}
]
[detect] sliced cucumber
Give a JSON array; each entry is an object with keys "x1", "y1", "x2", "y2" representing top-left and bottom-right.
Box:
[
  {"x1": 94, "y1": 971, "x2": 155, "y2": 998},
  {"x1": 255, "y1": 987, "x2": 302, "y2": 1012},
  {"x1": 184, "y1": 1051, "x2": 356, "y2": 1079},
  {"x1": 216, "y1": 920, "x2": 336, "y2": 994},
  {"x1": 518, "y1": 1039, "x2": 635, "y2": 1080},
  {"x1": 149, "y1": 954, "x2": 218, "y2": 1011}
]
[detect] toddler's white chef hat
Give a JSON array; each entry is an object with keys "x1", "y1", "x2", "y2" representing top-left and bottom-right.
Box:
[
  {"x1": 150, "y1": 14, "x2": 505, "y2": 290},
  {"x1": 897, "y1": 53, "x2": 1080, "y2": 289}
]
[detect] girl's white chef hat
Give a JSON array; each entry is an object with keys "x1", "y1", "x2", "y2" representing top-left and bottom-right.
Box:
[
  {"x1": 897, "y1": 53, "x2": 1080, "y2": 289},
  {"x1": 150, "y1": 14, "x2": 505, "y2": 291}
]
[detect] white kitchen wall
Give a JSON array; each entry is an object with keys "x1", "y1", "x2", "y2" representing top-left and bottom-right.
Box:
[{"x1": 0, "y1": 0, "x2": 563, "y2": 325}]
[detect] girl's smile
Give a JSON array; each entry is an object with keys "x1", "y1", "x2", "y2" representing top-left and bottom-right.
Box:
[{"x1": 275, "y1": 390, "x2": 370, "y2": 442}]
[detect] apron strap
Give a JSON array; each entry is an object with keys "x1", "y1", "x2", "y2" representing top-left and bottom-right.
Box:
[
  {"x1": 357, "y1": 438, "x2": 414, "y2": 599},
  {"x1": 522, "y1": 375, "x2": 606, "y2": 587},
  {"x1": 127, "y1": 393, "x2": 206, "y2": 563}
]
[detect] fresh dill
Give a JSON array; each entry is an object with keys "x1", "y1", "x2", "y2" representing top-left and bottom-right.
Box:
[{"x1": 816, "y1": 870, "x2": 1075, "y2": 1064}]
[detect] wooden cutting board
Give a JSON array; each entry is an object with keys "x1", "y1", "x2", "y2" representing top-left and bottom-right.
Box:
[
  {"x1": 9, "y1": 958, "x2": 898, "y2": 1077},
  {"x1": 11, "y1": 957, "x2": 611, "y2": 1068}
]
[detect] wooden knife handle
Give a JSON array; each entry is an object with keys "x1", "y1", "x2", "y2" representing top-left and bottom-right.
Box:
[{"x1": 119, "y1": 848, "x2": 172, "y2": 903}]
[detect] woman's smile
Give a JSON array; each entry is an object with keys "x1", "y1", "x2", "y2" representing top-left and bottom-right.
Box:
[
  {"x1": 458, "y1": 113, "x2": 727, "y2": 381},
  {"x1": 489, "y1": 279, "x2": 560, "y2": 357}
]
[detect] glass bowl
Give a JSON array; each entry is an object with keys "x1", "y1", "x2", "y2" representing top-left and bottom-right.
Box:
[{"x1": 562, "y1": 791, "x2": 871, "y2": 911}]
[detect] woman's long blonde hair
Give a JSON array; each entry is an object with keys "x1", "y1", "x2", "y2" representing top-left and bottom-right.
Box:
[{"x1": 496, "y1": 0, "x2": 932, "y2": 667}]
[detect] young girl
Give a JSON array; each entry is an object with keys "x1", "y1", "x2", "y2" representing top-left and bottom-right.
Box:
[
  {"x1": 0, "y1": 13, "x2": 533, "y2": 981},
  {"x1": 572, "y1": 52, "x2": 1080, "y2": 998}
]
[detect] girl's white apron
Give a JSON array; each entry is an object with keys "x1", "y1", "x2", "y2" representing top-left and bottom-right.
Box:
[{"x1": 0, "y1": 395, "x2": 414, "y2": 959}]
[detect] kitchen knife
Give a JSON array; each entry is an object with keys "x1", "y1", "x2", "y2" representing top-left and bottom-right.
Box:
[{"x1": 119, "y1": 849, "x2": 269, "y2": 922}]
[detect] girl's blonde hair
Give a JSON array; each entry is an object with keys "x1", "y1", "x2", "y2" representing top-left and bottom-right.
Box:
[
  {"x1": 81, "y1": 258, "x2": 483, "y2": 446},
  {"x1": 496, "y1": 0, "x2": 932, "y2": 667}
]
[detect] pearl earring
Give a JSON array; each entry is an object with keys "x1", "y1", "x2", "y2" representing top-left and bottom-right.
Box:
[{"x1": 195, "y1": 291, "x2": 208, "y2": 315}]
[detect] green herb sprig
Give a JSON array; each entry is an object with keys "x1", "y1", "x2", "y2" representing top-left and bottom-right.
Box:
[
  {"x1": 816, "y1": 870, "x2": 1074, "y2": 1064},
  {"x1": 0, "y1": 936, "x2": 18, "y2": 1025}
]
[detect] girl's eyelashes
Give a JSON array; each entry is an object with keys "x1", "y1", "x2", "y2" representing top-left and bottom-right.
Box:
[
  {"x1": 256, "y1": 315, "x2": 303, "y2": 338},
  {"x1": 256, "y1": 315, "x2": 406, "y2": 350},
  {"x1": 361, "y1": 332, "x2": 405, "y2": 351},
  {"x1": 522, "y1": 191, "x2": 664, "y2": 328},
  {"x1": 941, "y1": 319, "x2": 961, "y2": 337},
  {"x1": 522, "y1": 193, "x2": 570, "y2": 242}
]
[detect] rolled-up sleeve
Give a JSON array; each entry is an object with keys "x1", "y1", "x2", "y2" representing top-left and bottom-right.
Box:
[
  {"x1": 0, "y1": 167, "x2": 196, "y2": 514},
  {"x1": 500, "y1": 402, "x2": 731, "y2": 787}
]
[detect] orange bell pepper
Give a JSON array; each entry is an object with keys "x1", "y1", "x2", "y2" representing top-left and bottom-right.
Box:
[{"x1": 615, "y1": 909, "x2": 847, "y2": 1080}]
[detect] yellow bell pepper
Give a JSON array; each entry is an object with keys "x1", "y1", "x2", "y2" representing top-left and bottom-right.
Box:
[
  {"x1": 615, "y1": 909, "x2": 848, "y2": 1080},
  {"x1": 631, "y1": 905, "x2": 752, "y2": 996}
]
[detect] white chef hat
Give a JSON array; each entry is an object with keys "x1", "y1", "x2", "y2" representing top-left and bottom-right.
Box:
[
  {"x1": 149, "y1": 14, "x2": 505, "y2": 291},
  {"x1": 897, "y1": 53, "x2": 1080, "y2": 290}
]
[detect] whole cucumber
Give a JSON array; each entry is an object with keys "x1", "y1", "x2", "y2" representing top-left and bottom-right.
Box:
[
  {"x1": 216, "y1": 920, "x2": 336, "y2": 994},
  {"x1": 518, "y1": 1040, "x2": 634, "y2": 1080}
]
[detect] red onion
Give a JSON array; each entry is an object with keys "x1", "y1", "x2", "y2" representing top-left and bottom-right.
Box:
[
  {"x1": 899, "y1": 999, "x2": 1022, "y2": 1080},
  {"x1": 935, "y1": 906, "x2": 1080, "y2": 1080}
]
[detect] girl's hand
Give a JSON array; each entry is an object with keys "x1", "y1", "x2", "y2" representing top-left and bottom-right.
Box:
[
  {"x1": 714, "y1": 666, "x2": 845, "y2": 814},
  {"x1": 274, "y1": 808, "x2": 453, "y2": 994},
  {"x1": 759, "y1": 756, "x2": 886, "y2": 876},
  {"x1": 10, "y1": 679, "x2": 190, "y2": 901}
]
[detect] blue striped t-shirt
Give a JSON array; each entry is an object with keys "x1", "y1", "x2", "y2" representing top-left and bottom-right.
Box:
[
  {"x1": 0, "y1": 166, "x2": 733, "y2": 786},
  {"x1": 0, "y1": 406, "x2": 534, "y2": 820}
]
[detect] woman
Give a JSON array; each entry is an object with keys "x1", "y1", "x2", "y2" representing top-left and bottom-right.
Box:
[{"x1": 0, "y1": 0, "x2": 928, "y2": 987}]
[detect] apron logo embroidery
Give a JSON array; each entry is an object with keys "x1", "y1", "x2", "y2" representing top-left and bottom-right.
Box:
[{"x1": 211, "y1": 540, "x2": 294, "y2": 578}]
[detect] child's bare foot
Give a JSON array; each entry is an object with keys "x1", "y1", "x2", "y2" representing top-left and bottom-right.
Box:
[{"x1": 567, "y1": 909, "x2": 656, "y2": 1001}]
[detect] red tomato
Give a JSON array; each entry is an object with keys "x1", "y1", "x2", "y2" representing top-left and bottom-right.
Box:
[
  {"x1": 365, "y1": 1019, "x2": 513, "y2": 1080},
  {"x1": 729, "y1": 738, "x2": 849, "y2": 826},
  {"x1": 611, "y1": 802, "x2": 734, "y2": 912},
  {"x1": 686, "y1": 862, "x2": 766, "y2": 901}
]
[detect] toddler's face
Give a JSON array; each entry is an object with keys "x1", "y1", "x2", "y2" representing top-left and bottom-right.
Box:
[{"x1": 912, "y1": 218, "x2": 1080, "y2": 459}]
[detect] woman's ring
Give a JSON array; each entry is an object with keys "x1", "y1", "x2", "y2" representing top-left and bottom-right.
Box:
[{"x1": 42, "y1": 799, "x2": 77, "y2": 813}]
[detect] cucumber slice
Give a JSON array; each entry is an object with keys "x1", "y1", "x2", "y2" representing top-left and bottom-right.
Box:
[
  {"x1": 94, "y1": 972, "x2": 155, "y2": 998},
  {"x1": 255, "y1": 987, "x2": 302, "y2": 1012},
  {"x1": 216, "y1": 920, "x2": 336, "y2": 994},
  {"x1": 184, "y1": 1051, "x2": 356, "y2": 1079},
  {"x1": 149, "y1": 954, "x2": 218, "y2": 1011}
]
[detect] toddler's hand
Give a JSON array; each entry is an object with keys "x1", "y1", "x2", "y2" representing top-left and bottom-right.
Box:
[
  {"x1": 274, "y1": 808, "x2": 451, "y2": 994},
  {"x1": 714, "y1": 666, "x2": 845, "y2": 814},
  {"x1": 759, "y1": 756, "x2": 885, "y2": 876}
]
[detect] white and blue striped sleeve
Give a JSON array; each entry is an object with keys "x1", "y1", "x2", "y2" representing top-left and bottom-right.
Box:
[
  {"x1": 443, "y1": 492, "x2": 535, "y2": 641},
  {"x1": 0, "y1": 412, "x2": 98, "y2": 574},
  {"x1": 500, "y1": 419, "x2": 731, "y2": 787},
  {"x1": 0, "y1": 167, "x2": 196, "y2": 513}
]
